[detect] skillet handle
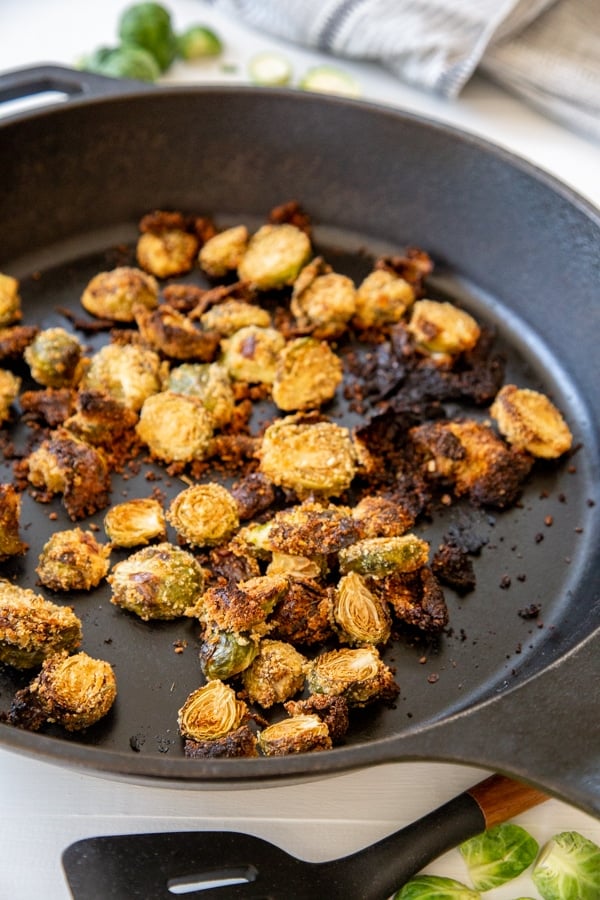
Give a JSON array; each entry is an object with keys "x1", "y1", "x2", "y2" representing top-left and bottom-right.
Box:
[{"x1": 0, "y1": 63, "x2": 150, "y2": 111}]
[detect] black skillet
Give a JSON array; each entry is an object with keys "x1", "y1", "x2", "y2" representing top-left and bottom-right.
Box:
[{"x1": 0, "y1": 66, "x2": 598, "y2": 816}]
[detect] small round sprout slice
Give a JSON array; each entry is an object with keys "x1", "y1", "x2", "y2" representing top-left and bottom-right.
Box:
[
  {"x1": 237, "y1": 224, "x2": 311, "y2": 291},
  {"x1": 291, "y1": 268, "x2": 356, "y2": 339},
  {"x1": 136, "y1": 228, "x2": 199, "y2": 278},
  {"x1": 103, "y1": 498, "x2": 167, "y2": 548},
  {"x1": 271, "y1": 337, "x2": 343, "y2": 411},
  {"x1": 198, "y1": 225, "x2": 249, "y2": 278},
  {"x1": 82, "y1": 342, "x2": 166, "y2": 412},
  {"x1": 0, "y1": 579, "x2": 82, "y2": 669},
  {"x1": 257, "y1": 714, "x2": 332, "y2": 756},
  {"x1": 167, "y1": 483, "x2": 240, "y2": 548},
  {"x1": 136, "y1": 391, "x2": 214, "y2": 463},
  {"x1": 0, "y1": 369, "x2": 21, "y2": 425},
  {"x1": 199, "y1": 300, "x2": 271, "y2": 337},
  {"x1": 353, "y1": 269, "x2": 415, "y2": 329},
  {"x1": 36, "y1": 528, "x2": 111, "y2": 592},
  {"x1": 30, "y1": 650, "x2": 117, "y2": 731},
  {"x1": 24, "y1": 327, "x2": 84, "y2": 388},
  {"x1": 242, "y1": 639, "x2": 307, "y2": 709},
  {"x1": 0, "y1": 272, "x2": 21, "y2": 326},
  {"x1": 334, "y1": 572, "x2": 391, "y2": 646},
  {"x1": 490, "y1": 384, "x2": 573, "y2": 459},
  {"x1": 178, "y1": 679, "x2": 248, "y2": 741},
  {"x1": 220, "y1": 325, "x2": 285, "y2": 384},
  {"x1": 307, "y1": 646, "x2": 399, "y2": 706},
  {"x1": 168, "y1": 362, "x2": 235, "y2": 429},
  {"x1": 338, "y1": 535, "x2": 430, "y2": 577},
  {"x1": 80, "y1": 266, "x2": 159, "y2": 322},
  {"x1": 0, "y1": 484, "x2": 27, "y2": 561},
  {"x1": 407, "y1": 299, "x2": 480, "y2": 355}
]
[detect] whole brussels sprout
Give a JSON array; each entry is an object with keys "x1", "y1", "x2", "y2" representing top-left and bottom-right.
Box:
[
  {"x1": 24, "y1": 327, "x2": 84, "y2": 388},
  {"x1": 237, "y1": 224, "x2": 312, "y2": 291},
  {"x1": 220, "y1": 325, "x2": 285, "y2": 384},
  {"x1": 136, "y1": 390, "x2": 214, "y2": 463},
  {"x1": 167, "y1": 483, "x2": 239, "y2": 548},
  {"x1": 0, "y1": 579, "x2": 82, "y2": 669},
  {"x1": 81, "y1": 266, "x2": 159, "y2": 322},
  {"x1": 27, "y1": 650, "x2": 117, "y2": 731},
  {"x1": 80, "y1": 45, "x2": 160, "y2": 82},
  {"x1": 36, "y1": 528, "x2": 111, "y2": 592},
  {"x1": 118, "y1": 2, "x2": 177, "y2": 72},
  {"x1": 338, "y1": 535, "x2": 430, "y2": 577},
  {"x1": 199, "y1": 627, "x2": 259, "y2": 680},
  {"x1": 177, "y1": 24, "x2": 223, "y2": 60}
]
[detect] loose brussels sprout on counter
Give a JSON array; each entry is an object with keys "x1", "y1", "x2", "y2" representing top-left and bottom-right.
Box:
[
  {"x1": 291, "y1": 257, "x2": 356, "y2": 339},
  {"x1": 393, "y1": 875, "x2": 481, "y2": 899},
  {"x1": 459, "y1": 823, "x2": 539, "y2": 892},
  {"x1": 241, "y1": 639, "x2": 307, "y2": 708},
  {"x1": 80, "y1": 45, "x2": 161, "y2": 83},
  {"x1": 136, "y1": 390, "x2": 214, "y2": 463},
  {"x1": 532, "y1": 831, "x2": 600, "y2": 900},
  {"x1": 199, "y1": 299, "x2": 271, "y2": 337},
  {"x1": 198, "y1": 225, "x2": 249, "y2": 278},
  {"x1": 257, "y1": 713, "x2": 332, "y2": 756},
  {"x1": 167, "y1": 362, "x2": 235, "y2": 428},
  {"x1": 118, "y1": 1, "x2": 177, "y2": 72},
  {"x1": 333, "y1": 571, "x2": 391, "y2": 646},
  {"x1": 36, "y1": 528, "x2": 111, "y2": 592},
  {"x1": 353, "y1": 268, "x2": 415, "y2": 329},
  {"x1": 103, "y1": 497, "x2": 167, "y2": 548},
  {"x1": 0, "y1": 484, "x2": 27, "y2": 561},
  {"x1": 407, "y1": 299, "x2": 481, "y2": 355},
  {"x1": 220, "y1": 325, "x2": 285, "y2": 384},
  {"x1": 108, "y1": 542, "x2": 204, "y2": 620},
  {"x1": 177, "y1": 24, "x2": 223, "y2": 61},
  {"x1": 167, "y1": 482, "x2": 239, "y2": 548},
  {"x1": 490, "y1": 383, "x2": 573, "y2": 459},
  {"x1": 339, "y1": 534, "x2": 430, "y2": 578},
  {"x1": 0, "y1": 368, "x2": 20, "y2": 425},
  {"x1": 271, "y1": 337, "x2": 343, "y2": 411},
  {"x1": 199, "y1": 627, "x2": 259, "y2": 681},
  {"x1": 80, "y1": 266, "x2": 159, "y2": 322},
  {"x1": 24, "y1": 327, "x2": 84, "y2": 388},
  {"x1": 237, "y1": 224, "x2": 312, "y2": 291},
  {"x1": 0, "y1": 272, "x2": 21, "y2": 326},
  {"x1": 307, "y1": 646, "x2": 399, "y2": 707},
  {"x1": 81, "y1": 342, "x2": 167, "y2": 412},
  {"x1": 178, "y1": 679, "x2": 248, "y2": 742},
  {"x1": 0, "y1": 580, "x2": 82, "y2": 669}
]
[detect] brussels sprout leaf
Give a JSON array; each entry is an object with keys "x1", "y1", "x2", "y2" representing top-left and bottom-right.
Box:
[
  {"x1": 459, "y1": 823, "x2": 539, "y2": 890},
  {"x1": 393, "y1": 874, "x2": 481, "y2": 899},
  {"x1": 532, "y1": 831, "x2": 600, "y2": 900}
]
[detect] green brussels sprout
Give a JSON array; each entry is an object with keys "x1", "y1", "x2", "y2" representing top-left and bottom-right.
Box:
[
  {"x1": 334, "y1": 571, "x2": 391, "y2": 646},
  {"x1": 26, "y1": 650, "x2": 117, "y2": 731},
  {"x1": 0, "y1": 579, "x2": 82, "y2": 669},
  {"x1": 118, "y1": 2, "x2": 177, "y2": 71},
  {"x1": 167, "y1": 482, "x2": 240, "y2": 548},
  {"x1": 392, "y1": 875, "x2": 481, "y2": 899},
  {"x1": 103, "y1": 497, "x2": 167, "y2": 548},
  {"x1": 136, "y1": 390, "x2": 214, "y2": 463},
  {"x1": 0, "y1": 368, "x2": 20, "y2": 425},
  {"x1": 81, "y1": 266, "x2": 159, "y2": 322},
  {"x1": 237, "y1": 224, "x2": 312, "y2": 291},
  {"x1": 307, "y1": 646, "x2": 399, "y2": 707},
  {"x1": 36, "y1": 528, "x2": 111, "y2": 592},
  {"x1": 220, "y1": 325, "x2": 285, "y2": 384},
  {"x1": 532, "y1": 831, "x2": 600, "y2": 900},
  {"x1": 241, "y1": 639, "x2": 307, "y2": 708},
  {"x1": 80, "y1": 45, "x2": 160, "y2": 82},
  {"x1": 167, "y1": 362, "x2": 235, "y2": 428},
  {"x1": 0, "y1": 272, "x2": 21, "y2": 326},
  {"x1": 198, "y1": 225, "x2": 248, "y2": 277},
  {"x1": 353, "y1": 269, "x2": 415, "y2": 329},
  {"x1": 199, "y1": 628, "x2": 259, "y2": 680},
  {"x1": 0, "y1": 484, "x2": 27, "y2": 561},
  {"x1": 338, "y1": 534, "x2": 430, "y2": 577},
  {"x1": 459, "y1": 823, "x2": 539, "y2": 892},
  {"x1": 257, "y1": 713, "x2": 331, "y2": 756},
  {"x1": 108, "y1": 542, "x2": 204, "y2": 620},
  {"x1": 177, "y1": 24, "x2": 223, "y2": 60},
  {"x1": 81, "y1": 342, "x2": 166, "y2": 411},
  {"x1": 199, "y1": 299, "x2": 271, "y2": 337},
  {"x1": 24, "y1": 327, "x2": 84, "y2": 388},
  {"x1": 178, "y1": 679, "x2": 248, "y2": 741},
  {"x1": 271, "y1": 337, "x2": 343, "y2": 412}
]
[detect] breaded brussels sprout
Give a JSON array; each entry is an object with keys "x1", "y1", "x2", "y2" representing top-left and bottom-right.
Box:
[
  {"x1": 103, "y1": 497, "x2": 167, "y2": 548},
  {"x1": 36, "y1": 528, "x2": 111, "y2": 592},
  {"x1": 136, "y1": 391, "x2": 214, "y2": 463},
  {"x1": 63, "y1": 389, "x2": 139, "y2": 449},
  {"x1": 0, "y1": 368, "x2": 21, "y2": 425},
  {"x1": 167, "y1": 482, "x2": 239, "y2": 548},
  {"x1": 353, "y1": 269, "x2": 415, "y2": 329},
  {"x1": 26, "y1": 650, "x2": 117, "y2": 731},
  {"x1": 24, "y1": 327, "x2": 84, "y2": 388},
  {"x1": 108, "y1": 542, "x2": 204, "y2": 620},
  {"x1": 291, "y1": 259, "x2": 356, "y2": 338},
  {"x1": 177, "y1": 679, "x2": 248, "y2": 741},
  {"x1": 200, "y1": 627, "x2": 259, "y2": 680},
  {"x1": 267, "y1": 577, "x2": 335, "y2": 646},
  {"x1": 407, "y1": 299, "x2": 481, "y2": 355},
  {"x1": 136, "y1": 225, "x2": 199, "y2": 278},
  {"x1": 490, "y1": 384, "x2": 573, "y2": 459},
  {"x1": 167, "y1": 362, "x2": 235, "y2": 428},
  {"x1": 199, "y1": 225, "x2": 249, "y2": 277},
  {"x1": 237, "y1": 223, "x2": 312, "y2": 290},
  {"x1": 0, "y1": 324, "x2": 38, "y2": 365},
  {"x1": 80, "y1": 266, "x2": 159, "y2": 322},
  {"x1": 334, "y1": 571, "x2": 391, "y2": 646},
  {"x1": 271, "y1": 337, "x2": 343, "y2": 411},
  {"x1": 0, "y1": 579, "x2": 82, "y2": 669},
  {"x1": 220, "y1": 325, "x2": 285, "y2": 384},
  {"x1": 199, "y1": 300, "x2": 271, "y2": 336},
  {"x1": 81, "y1": 342, "x2": 166, "y2": 411},
  {"x1": 338, "y1": 534, "x2": 430, "y2": 577},
  {"x1": 183, "y1": 724, "x2": 259, "y2": 759},
  {"x1": 187, "y1": 573, "x2": 288, "y2": 633},
  {"x1": 375, "y1": 567, "x2": 449, "y2": 632},
  {"x1": 307, "y1": 646, "x2": 399, "y2": 707},
  {"x1": 242, "y1": 639, "x2": 307, "y2": 708},
  {"x1": 259, "y1": 416, "x2": 357, "y2": 498},
  {"x1": 257, "y1": 713, "x2": 331, "y2": 756},
  {"x1": 351, "y1": 493, "x2": 415, "y2": 539},
  {"x1": 266, "y1": 553, "x2": 324, "y2": 580},
  {"x1": 134, "y1": 304, "x2": 220, "y2": 362},
  {"x1": 0, "y1": 273, "x2": 21, "y2": 326},
  {"x1": 0, "y1": 484, "x2": 27, "y2": 561},
  {"x1": 267, "y1": 500, "x2": 359, "y2": 557},
  {"x1": 284, "y1": 694, "x2": 349, "y2": 743}
]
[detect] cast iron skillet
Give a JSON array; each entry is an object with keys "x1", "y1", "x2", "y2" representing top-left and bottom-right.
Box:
[{"x1": 0, "y1": 66, "x2": 598, "y2": 815}]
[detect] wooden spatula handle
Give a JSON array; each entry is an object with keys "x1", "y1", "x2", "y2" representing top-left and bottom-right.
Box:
[{"x1": 467, "y1": 773, "x2": 548, "y2": 827}]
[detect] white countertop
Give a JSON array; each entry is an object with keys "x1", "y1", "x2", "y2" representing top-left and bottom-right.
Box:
[{"x1": 0, "y1": 2, "x2": 599, "y2": 899}]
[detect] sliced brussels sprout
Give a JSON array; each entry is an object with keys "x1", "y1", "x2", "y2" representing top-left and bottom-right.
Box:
[
  {"x1": 63, "y1": 388, "x2": 139, "y2": 449},
  {"x1": 189, "y1": 574, "x2": 288, "y2": 633},
  {"x1": 208, "y1": 541, "x2": 261, "y2": 585},
  {"x1": 0, "y1": 273, "x2": 21, "y2": 326},
  {"x1": 307, "y1": 646, "x2": 399, "y2": 706},
  {"x1": 353, "y1": 269, "x2": 415, "y2": 329},
  {"x1": 291, "y1": 261, "x2": 356, "y2": 338},
  {"x1": 459, "y1": 823, "x2": 539, "y2": 892},
  {"x1": 220, "y1": 325, "x2": 285, "y2": 384},
  {"x1": 490, "y1": 384, "x2": 573, "y2": 459},
  {"x1": 81, "y1": 342, "x2": 167, "y2": 412},
  {"x1": 233, "y1": 520, "x2": 274, "y2": 559},
  {"x1": 136, "y1": 226, "x2": 199, "y2": 278},
  {"x1": 237, "y1": 223, "x2": 311, "y2": 291},
  {"x1": 103, "y1": 497, "x2": 167, "y2": 548},
  {"x1": 407, "y1": 299, "x2": 480, "y2": 355},
  {"x1": 0, "y1": 368, "x2": 21, "y2": 425},
  {"x1": 199, "y1": 299, "x2": 271, "y2": 337},
  {"x1": 136, "y1": 391, "x2": 214, "y2": 463},
  {"x1": 257, "y1": 713, "x2": 332, "y2": 756},
  {"x1": 378, "y1": 567, "x2": 449, "y2": 632},
  {"x1": 177, "y1": 24, "x2": 223, "y2": 61},
  {"x1": 339, "y1": 535, "x2": 430, "y2": 577},
  {"x1": 271, "y1": 337, "x2": 343, "y2": 411},
  {"x1": 242, "y1": 639, "x2": 307, "y2": 708},
  {"x1": 259, "y1": 416, "x2": 357, "y2": 499},
  {"x1": 266, "y1": 552, "x2": 324, "y2": 580},
  {"x1": 134, "y1": 304, "x2": 220, "y2": 362},
  {"x1": 167, "y1": 362, "x2": 235, "y2": 428},
  {"x1": 0, "y1": 484, "x2": 27, "y2": 561},
  {"x1": 0, "y1": 579, "x2": 82, "y2": 669},
  {"x1": 284, "y1": 693, "x2": 349, "y2": 743},
  {"x1": 183, "y1": 724, "x2": 259, "y2": 759},
  {"x1": 200, "y1": 628, "x2": 259, "y2": 680},
  {"x1": 108, "y1": 542, "x2": 204, "y2": 621},
  {"x1": 36, "y1": 528, "x2": 111, "y2": 592},
  {"x1": 267, "y1": 500, "x2": 359, "y2": 558},
  {"x1": 392, "y1": 874, "x2": 481, "y2": 899},
  {"x1": 334, "y1": 571, "x2": 391, "y2": 645},
  {"x1": 24, "y1": 327, "x2": 84, "y2": 388},
  {"x1": 198, "y1": 225, "x2": 249, "y2": 277},
  {"x1": 167, "y1": 482, "x2": 239, "y2": 548},
  {"x1": 28, "y1": 650, "x2": 117, "y2": 731},
  {"x1": 267, "y1": 577, "x2": 335, "y2": 646},
  {"x1": 80, "y1": 266, "x2": 158, "y2": 322},
  {"x1": 351, "y1": 494, "x2": 415, "y2": 539},
  {"x1": 177, "y1": 679, "x2": 248, "y2": 741},
  {"x1": 532, "y1": 830, "x2": 600, "y2": 900}
]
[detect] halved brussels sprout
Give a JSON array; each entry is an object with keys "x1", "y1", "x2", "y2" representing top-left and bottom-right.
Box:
[
  {"x1": 199, "y1": 627, "x2": 259, "y2": 680},
  {"x1": 136, "y1": 391, "x2": 214, "y2": 463},
  {"x1": 36, "y1": 528, "x2": 111, "y2": 592},
  {"x1": 242, "y1": 639, "x2": 307, "y2": 708},
  {"x1": 108, "y1": 542, "x2": 204, "y2": 620},
  {"x1": 177, "y1": 679, "x2": 248, "y2": 741},
  {"x1": 0, "y1": 579, "x2": 82, "y2": 669},
  {"x1": 0, "y1": 484, "x2": 27, "y2": 561},
  {"x1": 0, "y1": 368, "x2": 21, "y2": 425},
  {"x1": 80, "y1": 266, "x2": 158, "y2": 322},
  {"x1": 334, "y1": 571, "x2": 391, "y2": 645},
  {"x1": 28, "y1": 650, "x2": 117, "y2": 731},
  {"x1": 266, "y1": 552, "x2": 324, "y2": 580},
  {"x1": 284, "y1": 694, "x2": 349, "y2": 743},
  {"x1": 259, "y1": 416, "x2": 357, "y2": 498},
  {"x1": 490, "y1": 384, "x2": 573, "y2": 459},
  {"x1": 103, "y1": 497, "x2": 167, "y2": 548},
  {"x1": 267, "y1": 577, "x2": 335, "y2": 646},
  {"x1": 373, "y1": 567, "x2": 449, "y2": 632},
  {"x1": 167, "y1": 362, "x2": 235, "y2": 428},
  {"x1": 407, "y1": 299, "x2": 480, "y2": 355},
  {"x1": 24, "y1": 327, "x2": 84, "y2": 388},
  {"x1": 199, "y1": 300, "x2": 271, "y2": 337},
  {"x1": 307, "y1": 646, "x2": 399, "y2": 706},
  {"x1": 338, "y1": 535, "x2": 430, "y2": 577},
  {"x1": 81, "y1": 342, "x2": 166, "y2": 412},
  {"x1": 267, "y1": 500, "x2": 359, "y2": 557},
  {"x1": 134, "y1": 304, "x2": 220, "y2": 362},
  {"x1": 291, "y1": 259, "x2": 356, "y2": 338},
  {"x1": 220, "y1": 325, "x2": 285, "y2": 384},
  {"x1": 0, "y1": 272, "x2": 21, "y2": 326},
  {"x1": 351, "y1": 493, "x2": 415, "y2": 539},
  {"x1": 168, "y1": 482, "x2": 239, "y2": 548},
  {"x1": 353, "y1": 269, "x2": 415, "y2": 329},
  {"x1": 199, "y1": 225, "x2": 249, "y2": 277},
  {"x1": 63, "y1": 389, "x2": 139, "y2": 449},
  {"x1": 271, "y1": 337, "x2": 343, "y2": 411},
  {"x1": 188, "y1": 574, "x2": 288, "y2": 633},
  {"x1": 183, "y1": 724, "x2": 259, "y2": 759},
  {"x1": 257, "y1": 713, "x2": 331, "y2": 756},
  {"x1": 237, "y1": 223, "x2": 311, "y2": 290}
]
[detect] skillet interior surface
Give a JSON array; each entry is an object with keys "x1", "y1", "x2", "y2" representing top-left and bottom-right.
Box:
[{"x1": 0, "y1": 80, "x2": 598, "y2": 803}]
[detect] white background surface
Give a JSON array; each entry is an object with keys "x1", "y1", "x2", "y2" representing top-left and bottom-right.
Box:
[{"x1": 0, "y1": 2, "x2": 599, "y2": 899}]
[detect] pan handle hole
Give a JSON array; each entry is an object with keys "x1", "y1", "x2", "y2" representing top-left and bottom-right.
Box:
[{"x1": 168, "y1": 865, "x2": 258, "y2": 894}]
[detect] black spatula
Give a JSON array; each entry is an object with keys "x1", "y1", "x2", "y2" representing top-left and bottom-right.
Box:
[{"x1": 62, "y1": 773, "x2": 546, "y2": 899}]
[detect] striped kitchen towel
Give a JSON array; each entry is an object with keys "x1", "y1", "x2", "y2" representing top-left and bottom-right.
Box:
[{"x1": 208, "y1": 0, "x2": 600, "y2": 141}]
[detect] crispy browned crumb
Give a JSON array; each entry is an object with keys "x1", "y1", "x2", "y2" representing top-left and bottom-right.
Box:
[
  {"x1": 19, "y1": 388, "x2": 77, "y2": 427},
  {"x1": 284, "y1": 694, "x2": 349, "y2": 742},
  {"x1": 373, "y1": 566, "x2": 449, "y2": 632},
  {"x1": 431, "y1": 541, "x2": 476, "y2": 594},
  {"x1": 184, "y1": 725, "x2": 259, "y2": 758}
]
